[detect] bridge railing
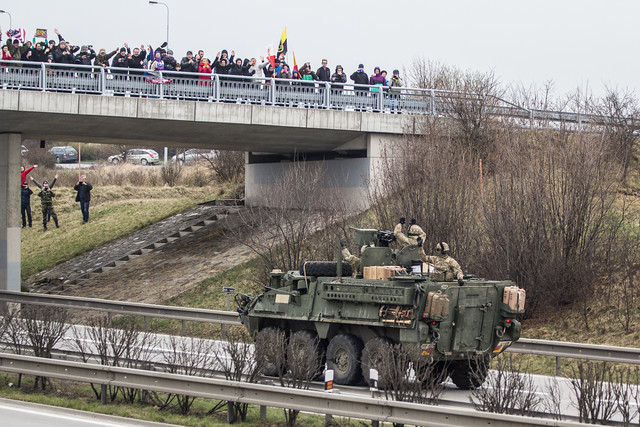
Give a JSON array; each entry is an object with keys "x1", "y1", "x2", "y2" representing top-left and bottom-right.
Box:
[{"x1": 0, "y1": 60, "x2": 616, "y2": 125}]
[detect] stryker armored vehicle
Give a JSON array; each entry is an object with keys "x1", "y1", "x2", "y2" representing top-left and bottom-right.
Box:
[{"x1": 236, "y1": 228, "x2": 524, "y2": 389}]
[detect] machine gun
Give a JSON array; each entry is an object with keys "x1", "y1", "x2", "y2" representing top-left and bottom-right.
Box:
[{"x1": 350, "y1": 227, "x2": 396, "y2": 248}]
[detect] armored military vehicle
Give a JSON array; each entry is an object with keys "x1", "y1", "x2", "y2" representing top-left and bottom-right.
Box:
[{"x1": 236, "y1": 228, "x2": 524, "y2": 389}]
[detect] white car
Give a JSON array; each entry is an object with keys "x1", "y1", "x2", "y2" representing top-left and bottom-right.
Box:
[
  {"x1": 170, "y1": 149, "x2": 217, "y2": 164},
  {"x1": 109, "y1": 149, "x2": 160, "y2": 165}
]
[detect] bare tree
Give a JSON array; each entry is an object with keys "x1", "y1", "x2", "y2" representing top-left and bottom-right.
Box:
[
  {"x1": 153, "y1": 335, "x2": 217, "y2": 414},
  {"x1": 569, "y1": 361, "x2": 618, "y2": 424},
  {"x1": 0, "y1": 305, "x2": 27, "y2": 387},
  {"x1": 20, "y1": 304, "x2": 70, "y2": 390},
  {"x1": 470, "y1": 355, "x2": 542, "y2": 416},
  {"x1": 160, "y1": 160, "x2": 183, "y2": 187},
  {"x1": 282, "y1": 331, "x2": 323, "y2": 427},
  {"x1": 481, "y1": 127, "x2": 627, "y2": 319},
  {"x1": 69, "y1": 317, "x2": 157, "y2": 402},
  {"x1": 226, "y1": 160, "x2": 349, "y2": 281},
  {"x1": 213, "y1": 329, "x2": 264, "y2": 422},
  {"x1": 203, "y1": 150, "x2": 245, "y2": 183},
  {"x1": 367, "y1": 121, "x2": 481, "y2": 267}
]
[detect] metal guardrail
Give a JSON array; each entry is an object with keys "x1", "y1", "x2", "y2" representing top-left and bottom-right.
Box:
[
  {"x1": 0, "y1": 352, "x2": 584, "y2": 426},
  {"x1": 0, "y1": 290, "x2": 241, "y2": 326},
  {"x1": 0, "y1": 60, "x2": 611, "y2": 126},
  {"x1": 2, "y1": 290, "x2": 639, "y2": 371}
]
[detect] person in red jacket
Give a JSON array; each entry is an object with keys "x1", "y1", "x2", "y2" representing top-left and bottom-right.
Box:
[{"x1": 21, "y1": 164, "x2": 38, "y2": 185}]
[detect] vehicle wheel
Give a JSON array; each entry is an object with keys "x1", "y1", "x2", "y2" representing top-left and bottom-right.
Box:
[
  {"x1": 299, "y1": 261, "x2": 353, "y2": 277},
  {"x1": 326, "y1": 334, "x2": 363, "y2": 385},
  {"x1": 111, "y1": 158, "x2": 119, "y2": 165},
  {"x1": 255, "y1": 326, "x2": 286, "y2": 377},
  {"x1": 55, "y1": 157, "x2": 61, "y2": 164},
  {"x1": 178, "y1": 159, "x2": 184, "y2": 165},
  {"x1": 450, "y1": 355, "x2": 489, "y2": 390},
  {"x1": 288, "y1": 330, "x2": 325, "y2": 378},
  {"x1": 361, "y1": 337, "x2": 395, "y2": 389},
  {"x1": 141, "y1": 158, "x2": 148, "y2": 165}
]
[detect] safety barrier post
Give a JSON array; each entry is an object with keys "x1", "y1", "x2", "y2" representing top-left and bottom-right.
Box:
[
  {"x1": 159, "y1": 72, "x2": 164, "y2": 99},
  {"x1": 430, "y1": 90, "x2": 436, "y2": 116},
  {"x1": 214, "y1": 75, "x2": 220, "y2": 102},
  {"x1": 324, "y1": 82, "x2": 330, "y2": 109},
  {"x1": 40, "y1": 63, "x2": 46, "y2": 91},
  {"x1": 270, "y1": 78, "x2": 276, "y2": 105},
  {"x1": 100, "y1": 68, "x2": 106, "y2": 95}
]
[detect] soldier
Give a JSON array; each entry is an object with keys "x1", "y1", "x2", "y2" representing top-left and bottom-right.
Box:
[
  {"x1": 37, "y1": 180, "x2": 59, "y2": 231},
  {"x1": 394, "y1": 217, "x2": 426, "y2": 247},
  {"x1": 340, "y1": 241, "x2": 363, "y2": 276},
  {"x1": 418, "y1": 239, "x2": 464, "y2": 285}
]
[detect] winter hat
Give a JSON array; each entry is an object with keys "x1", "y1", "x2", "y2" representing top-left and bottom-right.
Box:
[
  {"x1": 393, "y1": 69, "x2": 399, "y2": 75},
  {"x1": 119, "y1": 47, "x2": 126, "y2": 52},
  {"x1": 167, "y1": 49, "x2": 173, "y2": 55}
]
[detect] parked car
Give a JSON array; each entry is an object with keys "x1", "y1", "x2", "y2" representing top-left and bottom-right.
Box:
[
  {"x1": 108, "y1": 149, "x2": 160, "y2": 165},
  {"x1": 48, "y1": 146, "x2": 78, "y2": 163},
  {"x1": 170, "y1": 149, "x2": 217, "y2": 164}
]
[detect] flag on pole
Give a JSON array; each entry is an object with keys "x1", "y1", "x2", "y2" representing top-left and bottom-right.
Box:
[
  {"x1": 292, "y1": 51, "x2": 298, "y2": 73},
  {"x1": 277, "y1": 26, "x2": 287, "y2": 57}
]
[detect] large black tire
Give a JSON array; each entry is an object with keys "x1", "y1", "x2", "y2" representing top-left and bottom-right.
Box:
[
  {"x1": 326, "y1": 334, "x2": 363, "y2": 385},
  {"x1": 255, "y1": 326, "x2": 286, "y2": 377},
  {"x1": 361, "y1": 337, "x2": 395, "y2": 389},
  {"x1": 450, "y1": 356, "x2": 489, "y2": 390},
  {"x1": 299, "y1": 261, "x2": 353, "y2": 277},
  {"x1": 141, "y1": 158, "x2": 148, "y2": 165},
  {"x1": 288, "y1": 330, "x2": 325, "y2": 379},
  {"x1": 111, "y1": 158, "x2": 119, "y2": 165}
]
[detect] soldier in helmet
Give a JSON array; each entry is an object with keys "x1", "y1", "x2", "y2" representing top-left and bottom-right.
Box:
[
  {"x1": 340, "y1": 240, "x2": 363, "y2": 276},
  {"x1": 418, "y1": 239, "x2": 464, "y2": 285},
  {"x1": 394, "y1": 217, "x2": 426, "y2": 247}
]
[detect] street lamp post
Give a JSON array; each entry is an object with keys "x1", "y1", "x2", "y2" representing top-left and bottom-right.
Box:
[
  {"x1": 0, "y1": 10, "x2": 12, "y2": 31},
  {"x1": 148, "y1": 1, "x2": 169, "y2": 45},
  {"x1": 148, "y1": 1, "x2": 170, "y2": 165}
]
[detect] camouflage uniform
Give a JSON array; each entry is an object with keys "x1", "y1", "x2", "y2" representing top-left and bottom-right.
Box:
[
  {"x1": 341, "y1": 248, "x2": 361, "y2": 276},
  {"x1": 394, "y1": 222, "x2": 426, "y2": 247},
  {"x1": 419, "y1": 244, "x2": 463, "y2": 281},
  {"x1": 37, "y1": 188, "x2": 58, "y2": 229}
]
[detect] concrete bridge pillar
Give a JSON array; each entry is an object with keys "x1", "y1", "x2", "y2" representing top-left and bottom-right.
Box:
[{"x1": 0, "y1": 133, "x2": 22, "y2": 291}]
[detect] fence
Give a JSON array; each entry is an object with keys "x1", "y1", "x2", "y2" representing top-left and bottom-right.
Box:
[{"x1": 0, "y1": 61, "x2": 607, "y2": 126}]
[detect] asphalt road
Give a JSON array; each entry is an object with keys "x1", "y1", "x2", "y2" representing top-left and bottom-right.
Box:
[{"x1": 0, "y1": 398, "x2": 179, "y2": 427}]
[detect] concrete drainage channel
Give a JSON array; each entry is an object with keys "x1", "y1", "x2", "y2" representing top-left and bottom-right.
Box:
[{"x1": 30, "y1": 200, "x2": 243, "y2": 295}]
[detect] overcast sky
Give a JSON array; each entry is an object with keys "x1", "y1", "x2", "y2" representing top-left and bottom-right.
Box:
[{"x1": 2, "y1": 0, "x2": 637, "y2": 99}]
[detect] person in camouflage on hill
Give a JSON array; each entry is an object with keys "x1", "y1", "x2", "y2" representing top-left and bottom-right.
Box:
[
  {"x1": 37, "y1": 180, "x2": 59, "y2": 231},
  {"x1": 418, "y1": 239, "x2": 464, "y2": 285},
  {"x1": 394, "y1": 217, "x2": 426, "y2": 247}
]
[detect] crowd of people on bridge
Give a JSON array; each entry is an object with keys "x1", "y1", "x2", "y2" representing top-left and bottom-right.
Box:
[{"x1": 2, "y1": 28, "x2": 406, "y2": 90}]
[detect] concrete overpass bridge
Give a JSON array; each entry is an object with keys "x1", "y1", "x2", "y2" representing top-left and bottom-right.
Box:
[{"x1": 0, "y1": 61, "x2": 614, "y2": 293}]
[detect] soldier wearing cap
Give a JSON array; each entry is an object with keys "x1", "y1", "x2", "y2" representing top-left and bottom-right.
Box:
[
  {"x1": 36, "y1": 179, "x2": 59, "y2": 231},
  {"x1": 394, "y1": 217, "x2": 426, "y2": 247},
  {"x1": 418, "y1": 239, "x2": 464, "y2": 285}
]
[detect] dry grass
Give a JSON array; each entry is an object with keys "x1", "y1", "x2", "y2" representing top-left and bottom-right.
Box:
[{"x1": 20, "y1": 183, "x2": 238, "y2": 280}]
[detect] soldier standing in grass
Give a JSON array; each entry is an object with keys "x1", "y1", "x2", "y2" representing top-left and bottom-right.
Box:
[
  {"x1": 74, "y1": 175, "x2": 93, "y2": 223},
  {"x1": 37, "y1": 180, "x2": 59, "y2": 231},
  {"x1": 31, "y1": 174, "x2": 58, "y2": 223}
]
